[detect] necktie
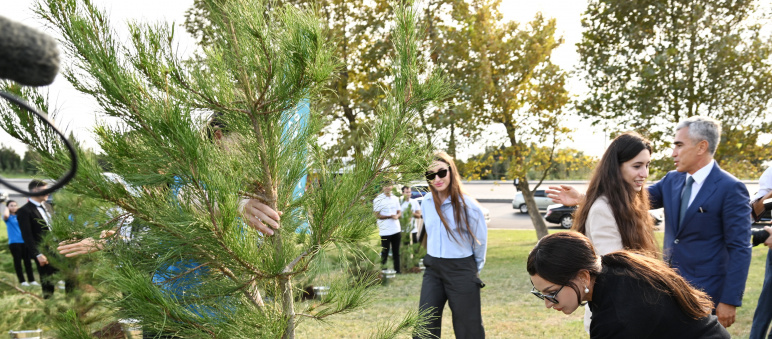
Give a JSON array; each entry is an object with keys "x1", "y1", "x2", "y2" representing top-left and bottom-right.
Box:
[{"x1": 679, "y1": 176, "x2": 695, "y2": 227}]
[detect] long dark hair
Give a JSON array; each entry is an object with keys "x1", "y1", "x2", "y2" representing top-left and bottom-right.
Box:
[
  {"x1": 572, "y1": 132, "x2": 658, "y2": 256},
  {"x1": 527, "y1": 232, "x2": 713, "y2": 319},
  {"x1": 427, "y1": 152, "x2": 477, "y2": 244}
]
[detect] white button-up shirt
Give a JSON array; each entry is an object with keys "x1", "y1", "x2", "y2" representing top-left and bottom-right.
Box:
[
  {"x1": 28, "y1": 199, "x2": 51, "y2": 227},
  {"x1": 421, "y1": 192, "x2": 487, "y2": 272},
  {"x1": 373, "y1": 193, "x2": 401, "y2": 236}
]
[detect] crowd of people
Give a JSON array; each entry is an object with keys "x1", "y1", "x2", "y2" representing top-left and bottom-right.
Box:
[
  {"x1": 2, "y1": 114, "x2": 771, "y2": 338},
  {"x1": 538, "y1": 116, "x2": 772, "y2": 338}
]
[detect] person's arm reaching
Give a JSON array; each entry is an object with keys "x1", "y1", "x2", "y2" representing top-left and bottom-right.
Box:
[
  {"x1": 546, "y1": 185, "x2": 583, "y2": 206},
  {"x1": 240, "y1": 198, "x2": 282, "y2": 236}
]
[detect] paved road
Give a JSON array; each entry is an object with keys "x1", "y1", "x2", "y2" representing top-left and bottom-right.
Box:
[{"x1": 481, "y1": 201, "x2": 569, "y2": 231}]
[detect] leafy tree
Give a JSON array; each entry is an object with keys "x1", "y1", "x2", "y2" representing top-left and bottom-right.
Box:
[
  {"x1": 465, "y1": 0, "x2": 572, "y2": 239},
  {"x1": 185, "y1": 0, "x2": 396, "y2": 158},
  {"x1": 578, "y1": 0, "x2": 772, "y2": 176},
  {"x1": 0, "y1": 1, "x2": 449, "y2": 338},
  {"x1": 0, "y1": 145, "x2": 22, "y2": 173},
  {"x1": 459, "y1": 146, "x2": 596, "y2": 181}
]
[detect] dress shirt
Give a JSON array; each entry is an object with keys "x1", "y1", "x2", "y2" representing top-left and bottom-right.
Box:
[
  {"x1": 373, "y1": 193, "x2": 401, "y2": 236},
  {"x1": 28, "y1": 199, "x2": 51, "y2": 227},
  {"x1": 684, "y1": 160, "x2": 715, "y2": 208},
  {"x1": 421, "y1": 192, "x2": 487, "y2": 271},
  {"x1": 755, "y1": 166, "x2": 772, "y2": 201}
]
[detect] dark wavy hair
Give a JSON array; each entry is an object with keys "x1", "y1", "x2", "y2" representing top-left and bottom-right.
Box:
[
  {"x1": 572, "y1": 132, "x2": 658, "y2": 256},
  {"x1": 427, "y1": 152, "x2": 478, "y2": 244},
  {"x1": 527, "y1": 232, "x2": 713, "y2": 319}
]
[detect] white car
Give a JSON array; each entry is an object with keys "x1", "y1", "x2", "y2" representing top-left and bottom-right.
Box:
[
  {"x1": 481, "y1": 206, "x2": 491, "y2": 224},
  {"x1": 512, "y1": 190, "x2": 553, "y2": 214}
]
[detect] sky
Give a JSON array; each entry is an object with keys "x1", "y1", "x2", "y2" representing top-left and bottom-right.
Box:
[{"x1": 3, "y1": 0, "x2": 758, "y2": 162}]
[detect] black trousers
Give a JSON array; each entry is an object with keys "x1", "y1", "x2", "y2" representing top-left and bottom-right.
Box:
[
  {"x1": 415, "y1": 255, "x2": 484, "y2": 339},
  {"x1": 34, "y1": 252, "x2": 75, "y2": 299},
  {"x1": 9, "y1": 243, "x2": 35, "y2": 283},
  {"x1": 380, "y1": 232, "x2": 401, "y2": 273}
]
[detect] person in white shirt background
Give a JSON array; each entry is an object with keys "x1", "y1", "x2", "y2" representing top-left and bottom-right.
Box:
[
  {"x1": 400, "y1": 186, "x2": 422, "y2": 244},
  {"x1": 373, "y1": 181, "x2": 402, "y2": 273}
]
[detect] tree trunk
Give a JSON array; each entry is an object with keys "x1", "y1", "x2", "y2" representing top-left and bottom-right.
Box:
[
  {"x1": 280, "y1": 275, "x2": 295, "y2": 339},
  {"x1": 517, "y1": 177, "x2": 549, "y2": 239},
  {"x1": 448, "y1": 119, "x2": 456, "y2": 158}
]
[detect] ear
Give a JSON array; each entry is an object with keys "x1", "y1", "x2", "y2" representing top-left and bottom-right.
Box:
[
  {"x1": 577, "y1": 269, "x2": 591, "y2": 285},
  {"x1": 697, "y1": 139, "x2": 709, "y2": 155}
]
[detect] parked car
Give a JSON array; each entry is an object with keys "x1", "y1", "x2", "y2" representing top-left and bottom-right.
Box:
[
  {"x1": 544, "y1": 204, "x2": 663, "y2": 230},
  {"x1": 481, "y1": 206, "x2": 491, "y2": 224},
  {"x1": 512, "y1": 190, "x2": 553, "y2": 213},
  {"x1": 545, "y1": 204, "x2": 575, "y2": 229},
  {"x1": 410, "y1": 185, "x2": 430, "y2": 199}
]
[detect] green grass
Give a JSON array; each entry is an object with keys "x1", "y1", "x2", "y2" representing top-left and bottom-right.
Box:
[
  {"x1": 0, "y1": 172, "x2": 32, "y2": 179},
  {"x1": 0, "y1": 229, "x2": 766, "y2": 338},
  {"x1": 295, "y1": 229, "x2": 769, "y2": 338}
]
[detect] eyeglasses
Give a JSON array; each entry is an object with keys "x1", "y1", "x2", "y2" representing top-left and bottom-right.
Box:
[
  {"x1": 530, "y1": 283, "x2": 564, "y2": 304},
  {"x1": 425, "y1": 168, "x2": 450, "y2": 181}
]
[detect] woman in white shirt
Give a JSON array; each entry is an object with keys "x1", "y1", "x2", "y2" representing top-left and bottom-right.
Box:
[
  {"x1": 414, "y1": 152, "x2": 487, "y2": 339},
  {"x1": 570, "y1": 132, "x2": 660, "y2": 332}
]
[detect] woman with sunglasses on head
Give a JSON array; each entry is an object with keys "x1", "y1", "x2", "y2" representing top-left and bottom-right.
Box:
[
  {"x1": 414, "y1": 152, "x2": 487, "y2": 339},
  {"x1": 528, "y1": 232, "x2": 729, "y2": 338}
]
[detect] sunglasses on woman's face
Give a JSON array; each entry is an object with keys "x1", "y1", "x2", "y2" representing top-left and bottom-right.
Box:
[
  {"x1": 425, "y1": 168, "x2": 450, "y2": 181},
  {"x1": 530, "y1": 284, "x2": 564, "y2": 304}
]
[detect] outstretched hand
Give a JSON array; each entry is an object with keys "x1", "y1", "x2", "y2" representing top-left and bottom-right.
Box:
[
  {"x1": 58, "y1": 238, "x2": 103, "y2": 257},
  {"x1": 241, "y1": 199, "x2": 283, "y2": 236},
  {"x1": 57, "y1": 230, "x2": 115, "y2": 257},
  {"x1": 546, "y1": 185, "x2": 582, "y2": 206}
]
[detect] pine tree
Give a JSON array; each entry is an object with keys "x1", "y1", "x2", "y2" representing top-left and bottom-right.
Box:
[{"x1": 1, "y1": 0, "x2": 449, "y2": 337}]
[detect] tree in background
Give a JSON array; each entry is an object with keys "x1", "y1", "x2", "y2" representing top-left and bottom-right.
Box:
[
  {"x1": 0, "y1": 145, "x2": 22, "y2": 173},
  {"x1": 1, "y1": 1, "x2": 449, "y2": 338},
  {"x1": 465, "y1": 0, "x2": 572, "y2": 239},
  {"x1": 185, "y1": 0, "x2": 396, "y2": 158},
  {"x1": 578, "y1": 0, "x2": 772, "y2": 178},
  {"x1": 459, "y1": 146, "x2": 596, "y2": 181}
]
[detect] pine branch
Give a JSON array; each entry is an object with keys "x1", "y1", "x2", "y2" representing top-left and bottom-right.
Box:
[{"x1": 0, "y1": 279, "x2": 44, "y2": 302}]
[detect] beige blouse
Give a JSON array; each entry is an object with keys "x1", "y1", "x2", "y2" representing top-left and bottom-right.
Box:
[{"x1": 584, "y1": 195, "x2": 623, "y2": 334}]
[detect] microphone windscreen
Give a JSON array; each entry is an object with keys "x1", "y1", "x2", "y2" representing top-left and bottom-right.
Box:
[{"x1": 0, "y1": 15, "x2": 60, "y2": 87}]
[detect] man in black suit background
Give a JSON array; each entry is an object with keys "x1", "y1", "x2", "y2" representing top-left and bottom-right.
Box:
[{"x1": 17, "y1": 179, "x2": 67, "y2": 298}]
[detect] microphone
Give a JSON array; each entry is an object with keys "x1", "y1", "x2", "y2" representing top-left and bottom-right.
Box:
[{"x1": 0, "y1": 15, "x2": 60, "y2": 87}]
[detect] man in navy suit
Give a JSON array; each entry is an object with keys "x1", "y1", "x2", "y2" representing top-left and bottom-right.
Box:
[
  {"x1": 548, "y1": 116, "x2": 752, "y2": 328},
  {"x1": 648, "y1": 116, "x2": 751, "y2": 328}
]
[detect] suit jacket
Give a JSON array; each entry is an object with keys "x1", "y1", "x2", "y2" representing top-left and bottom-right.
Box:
[
  {"x1": 648, "y1": 163, "x2": 752, "y2": 307},
  {"x1": 16, "y1": 201, "x2": 52, "y2": 258}
]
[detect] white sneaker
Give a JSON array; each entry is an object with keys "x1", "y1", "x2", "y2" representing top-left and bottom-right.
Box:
[
  {"x1": 57, "y1": 280, "x2": 65, "y2": 290},
  {"x1": 30, "y1": 281, "x2": 40, "y2": 286},
  {"x1": 21, "y1": 282, "x2": 30, "y2": 287}
]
